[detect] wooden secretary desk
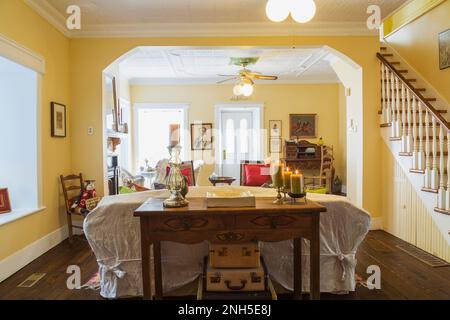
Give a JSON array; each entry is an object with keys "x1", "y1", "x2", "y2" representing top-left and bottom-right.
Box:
[{"x1": 283, "y1": 140, "x2": 322, "y2": 171}]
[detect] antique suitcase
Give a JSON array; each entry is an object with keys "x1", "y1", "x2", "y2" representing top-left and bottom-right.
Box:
[
  {"x1": 204, "y1": 256, "x2": 267, "y2": 293},
  {"x1": 209, "y1": 242, "x2": 260, "y2": 268}
]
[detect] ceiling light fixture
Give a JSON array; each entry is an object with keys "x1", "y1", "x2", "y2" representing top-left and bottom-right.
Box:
[
  {"x1": 233, "y1": 78, "x2": 254, "y2": 97},
  {"x1": 265, "y1": 0, "x2": 291, "y2": 22},
  {"x1": 265, "y1": 0, "x2": 316, "y2": 24}
]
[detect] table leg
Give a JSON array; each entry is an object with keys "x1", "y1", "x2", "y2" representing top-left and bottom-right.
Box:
[
  {"x1": 153, "y1": 241, "x2": 163, "y2": 300},
  {"x1": 140, "y1": 221, "x2": 152, "y2": 300},
  {"x1": 293, "y1": 237, "x2": 302, "y2": 300},
  {"x1": 310, "y1": 216, "x2": 320, "y2": 300}
]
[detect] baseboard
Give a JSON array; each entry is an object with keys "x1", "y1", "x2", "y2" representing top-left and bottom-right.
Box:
[
  {"x1": 370, "y1": 217, "x2": 383, "y2": 230},
  {"x1": 0, "y1": 223, "x2": 83, "y2": 283}
]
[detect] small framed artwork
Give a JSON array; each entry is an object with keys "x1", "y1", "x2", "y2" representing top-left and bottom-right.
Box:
[
  {"x1": 270, "y1": 138, "x2": 282, "y2": 154},
  {"x1": 191, "y1": 123, "x2": 213, "y2": 150},
  {"x1": 269, "y1": 120, "x2": 282, "y2": 137},
  {"x1": 0, "y1": 188, "x2": 12, "y2": 214},
  {"x1": 439, "y1": 29, "x2": 450, "y2": 70},
  {"x1": 289, "y1": 114, "x2": 317, "y2": 139},
  {"x1": 51, "y1": 102, "x2": 67, "y2": 137}
]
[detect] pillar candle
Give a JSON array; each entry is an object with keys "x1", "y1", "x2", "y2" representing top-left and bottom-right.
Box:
[
  {"x1": 283, "y1": 167, "x2": 292, "y2": 190},
  {"x1": 169, "y1": 124, "x2": 180, "y2": 147},
  {"x1": 291, "y1": 170, "x2": 304, "y2": 194},
  {"x1": 270, "y1": 161, "x2": 284, "y2": 188}
]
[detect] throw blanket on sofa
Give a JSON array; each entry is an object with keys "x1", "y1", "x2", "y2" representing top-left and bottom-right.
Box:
[{"x1": 84, "y1": 186, "x2": 371, "y2": 298}]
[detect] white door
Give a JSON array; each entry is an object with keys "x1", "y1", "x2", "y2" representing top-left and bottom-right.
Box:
[{"x1": 220, "y1": 111, "x2": 253, "y2": 183}]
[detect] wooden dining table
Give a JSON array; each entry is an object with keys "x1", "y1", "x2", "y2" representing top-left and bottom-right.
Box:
[{"x1": 134, "y1": 197, "x2": 326, "y2": 300}]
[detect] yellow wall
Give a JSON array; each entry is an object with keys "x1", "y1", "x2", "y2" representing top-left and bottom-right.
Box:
[
  {"x1": 131, "y1": 83, "x2": 343, "y2": 186},
  {"x1": 381, "y1": 143, "x2": 450, "y2": 262},
  {"x1": 70, "y1": 36, "x2": 382, "y2": 219},
  {"x1": 0, "y1": 0, "x2": 71, "y2": 260},
  {"x1": 384, "y1": 0, "x2": 450, "y2": 102}
]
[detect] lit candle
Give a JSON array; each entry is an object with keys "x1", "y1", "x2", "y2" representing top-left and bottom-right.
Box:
[
  {"x1": 291, "y1": 169, "x2": 304, "y2": 194},
  {"x1": 169, "y1": 124, "x2": 180, "y2": 147},
  {"x1": 271, "y1": 161, "x2": 284, "y2": 188},
  {"x1": 283, "y1": 167, "x2": 292, "y2": 191}
]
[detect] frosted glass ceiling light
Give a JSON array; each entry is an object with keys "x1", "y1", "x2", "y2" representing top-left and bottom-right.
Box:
[
  {"x1": 290, "y1": 0, "x2": 316, "y2": 23},
  {"x1": 266, "y1": 0, "x2": 291, "y2": 22},
  {"x1": 241, "y1": 82, "x2": 254, "y2": 97},
  {"x1": 233, "y1": 84, "x2": 242, "y2": 96}
]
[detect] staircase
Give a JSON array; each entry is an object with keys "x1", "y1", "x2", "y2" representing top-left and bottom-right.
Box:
[{"x1": 377, "y1": 45, "x2": 450, "y2": 246}]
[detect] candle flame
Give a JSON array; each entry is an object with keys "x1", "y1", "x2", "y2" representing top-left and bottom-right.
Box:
[
  {"x1": 286, "y1": 167, "x2": 290, "y2": 172},
  {"x1": 295, "y1": 170, "x2": 299, "y2": 174}
]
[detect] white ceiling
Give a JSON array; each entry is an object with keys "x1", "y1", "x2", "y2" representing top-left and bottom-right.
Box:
[
  {"x1": 25, "y1": 0, "x2": 408, "y2": 37},
  {"x1": 118, "y1": 47, "x2": 340, "y2": 84},
  {"x1": 45, "y1": 0, "x2": 407, "y2": 24}
]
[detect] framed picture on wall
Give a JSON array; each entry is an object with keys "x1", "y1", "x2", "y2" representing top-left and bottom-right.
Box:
[
  {"x1": 51, "y1": 102, "x2": 67, "y2": 138},
  {"x1": 269, "y1": 120, "x2": 282, "y2": 137},
  {"x1": 0, "y1": 188, "x2": 12, "y2": 214},
  {"x1": 191, "y1": 123, "x2": 213, "y2": 150},
  {"x1": 270, "y1": 138, "x2": 282, "y2": 154},
  {"x1": 289, "y1": 114, "x2": 317, "y2": 139},
  {"x1": 439, "y1": 28, "x2": 450, "y2": 70}
]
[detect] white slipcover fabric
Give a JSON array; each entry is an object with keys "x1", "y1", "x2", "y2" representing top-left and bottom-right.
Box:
[{"x1": 84, "y1": 186, "x2": 371, "y2": 298}]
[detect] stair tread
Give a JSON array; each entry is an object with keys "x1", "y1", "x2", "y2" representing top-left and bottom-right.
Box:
[{"x1": 434, "y1": 207, "x2": 450, "y2": 216}]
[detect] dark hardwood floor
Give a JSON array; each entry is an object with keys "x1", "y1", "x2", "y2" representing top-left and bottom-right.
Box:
[{"x1": 0, "y1": 231, "x2": 449, "y2": 300}]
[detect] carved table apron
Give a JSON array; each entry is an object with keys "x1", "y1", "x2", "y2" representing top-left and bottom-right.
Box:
[{"x1": 134, "y1": 197, "x2": 326, "y2": 300}]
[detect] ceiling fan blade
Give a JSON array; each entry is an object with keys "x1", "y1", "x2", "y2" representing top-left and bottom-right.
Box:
[
  {"x1": 216, "y1": 77, "x2": 238, "y2": 84},
  {"x1": 253, "y1": 74, "x2": 278, "y2": 80}
]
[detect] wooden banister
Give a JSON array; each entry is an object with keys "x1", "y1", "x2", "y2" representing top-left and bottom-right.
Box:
[{"x1": 376, "y1": 53, "x2": 449, "y2": 133}]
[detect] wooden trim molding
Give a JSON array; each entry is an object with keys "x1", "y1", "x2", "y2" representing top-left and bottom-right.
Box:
[{"x1": 383, "y1": 0, "x2": 446, "y2": 38}]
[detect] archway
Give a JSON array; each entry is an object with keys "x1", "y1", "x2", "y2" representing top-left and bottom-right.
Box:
[{"x1": 102, "y1": 45, "x2": 364, "y2": 207}]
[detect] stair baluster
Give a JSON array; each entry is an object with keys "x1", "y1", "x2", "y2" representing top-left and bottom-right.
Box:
[
  {"x1": 424, "y1": 109, "x2": 431, "y2": 189},
  {"x1": 431, "y1": 116, "x2": 439, "y2": 190},
  {"x1": 405, "y1": 89, "x2": 412, "y2": 154},
  {"x1": 411, "y1": 95, "x2": 418, "y2": 168},
  {"x1": 391, "y1": 73, "x2": 397, "y2": 137},
  {"x1": 386, "y1": 67, "x2": 392, "y2": 124},
  {"x1": 395, "y1": 77, "x2": 401, "y2": 137},
  {"x1": 438, "y1": 125, "x2": 446, "y2": 209},
  {"x1": 401, "y1": 83, "x2": 407, "y2": 151},
  {"x1": 418, "y1": 102, "x2": 425, "y2": 170}
]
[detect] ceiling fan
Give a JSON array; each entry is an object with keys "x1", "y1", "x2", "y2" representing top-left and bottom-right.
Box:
[{"x1": 217, "y1": 57, "x2": 278, "y2": 97}]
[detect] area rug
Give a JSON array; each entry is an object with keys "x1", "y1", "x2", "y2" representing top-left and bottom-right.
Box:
[{"x1": 78, "y1": 271, "x2": 100, "y2": 290}]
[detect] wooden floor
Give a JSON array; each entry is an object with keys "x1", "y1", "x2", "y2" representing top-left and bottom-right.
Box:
[{"x1": 0, "y1": 230, "x2": 449, "y2": 300}]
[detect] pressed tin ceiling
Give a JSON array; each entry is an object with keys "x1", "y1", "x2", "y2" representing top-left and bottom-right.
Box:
[
  {"x1": 118, "y1": 47, "x2": 341, "y2": 84},
  {"x1": 25, "y1": 0, "x2": 409, "y2": 37}
]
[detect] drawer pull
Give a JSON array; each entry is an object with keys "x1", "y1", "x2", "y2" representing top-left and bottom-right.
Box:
[{"x1": 225, "y1": 280, "x2": 247, "y2": 291}]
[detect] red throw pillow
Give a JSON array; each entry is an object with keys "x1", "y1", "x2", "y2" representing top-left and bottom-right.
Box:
[{"x1": 244, "y1": 164, "x2": 271, "y2": 186}]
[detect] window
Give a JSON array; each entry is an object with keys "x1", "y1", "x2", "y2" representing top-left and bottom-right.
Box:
[
  {"x1": 0, "y1": 56, "x2": 39, "y2": 216},
  {"x1": 134, "y1": 104, "x2": 188, "y2": 170}
]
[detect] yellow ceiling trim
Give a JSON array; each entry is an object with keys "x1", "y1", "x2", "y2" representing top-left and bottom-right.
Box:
[{"x1": 383, "y1": 0, "x2": 446, "y2": 38}]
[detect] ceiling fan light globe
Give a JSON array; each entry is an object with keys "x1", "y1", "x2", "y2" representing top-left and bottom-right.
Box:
[
  {"x1": 241, "y1": 83, "x2": 254, "y2": 97},
  {"x1": 266, "y1": 0, "x2": 290, "y2": 22},
  {"x1": 233, "y1": 84, "x2": 243, "y2": 96},
  {"x1": 290, "y1": 0, "x2": 316, "y2": 23}
]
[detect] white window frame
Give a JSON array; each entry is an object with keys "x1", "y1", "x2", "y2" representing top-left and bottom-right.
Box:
[
  {"x1": 214, "y1": 103, "x2": 265, "y2": 176},
  {"x1": 0, "y1": 34, "x2": 45, "y2": 226},
  {"x1": 133, "y1": 103, "x2": 190, "y2": 172}
]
